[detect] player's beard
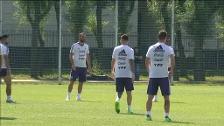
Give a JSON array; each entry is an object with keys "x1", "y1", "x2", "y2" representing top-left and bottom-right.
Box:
[{"x1": 79, "y1": 40, "x2": 85, "y2": 46}]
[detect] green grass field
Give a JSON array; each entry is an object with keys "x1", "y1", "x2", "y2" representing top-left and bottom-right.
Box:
[{"x1": 1, "y1": 82, "x2": 224, "y2": 126}]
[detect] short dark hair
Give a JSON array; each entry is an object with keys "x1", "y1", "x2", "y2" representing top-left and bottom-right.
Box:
[
  {"x1": 121, "y1": 34, "x2": 128, "y2": 41},
  {"x1": 158, "y1": 30, "x2": 167, "y2": 40},
  {"x1": 1, "y1": 34, "x2": 9, "y2": 39}
]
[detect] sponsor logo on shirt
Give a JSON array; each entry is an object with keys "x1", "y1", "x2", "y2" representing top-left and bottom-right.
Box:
[
  {"x1": 153, "y1": 45, "x2": 165, "y2": 53},
  {"x1": 118, "y1": 49, "x2": 127, "y2": 56}
]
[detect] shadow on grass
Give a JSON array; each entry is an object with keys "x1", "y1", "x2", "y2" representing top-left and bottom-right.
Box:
[
  {"x1": 0, "y1": 117, "x2": 17, "y2": 120},
  {"x1": 158, "y1": 120, "x2": 194, "y2": 125},
  {"x1": 79, "y1": 100, "x2": 102, "y2": 103},
  {"x1": 119, "y1": 112, "x2": 145, "y2": 116},
  {"x1": 170, "y1": 121, "x2": 194, "y2": 124},
  {"x1": 172, "y1": 101, "x2": 186, "y2": 104}
]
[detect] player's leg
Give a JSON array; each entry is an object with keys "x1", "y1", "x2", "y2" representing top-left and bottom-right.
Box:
[
  {"x1": 125, "y1": 78, "x2": 134, "y2": 114},
  {"x1": 115, "y1": 78, "x2": 125, "y2": 114},
  {"x1": 4, "y1": 69, "x2": 15, "y2": 103},
  {"x1": 160, "y1": 77, "x2": 172, "y2": 122},
  {"x1": 66, "y1": 69, "x2": 78, "y2": 101},
  {"x1": 76, "y1": 68, "x2": 87, "y2": 101},
  {"x1": 126, "y1": 91, "x2": 132, "y2": 113},
  {"x1": 153, "y1": 95, "x2": 158, "y2": 102},
  {"x1": 66, "y1": 80, "x2": 75, "y2": 101},
  {"x1": 146, "y1": 78, "x2": 159, "y2": 121},
  {"x1": 146, "y1": 95, "x2": 154, "y2": 120},
  {"x1": 77, "y1": 82, "x2": 83, "y2": 101}
]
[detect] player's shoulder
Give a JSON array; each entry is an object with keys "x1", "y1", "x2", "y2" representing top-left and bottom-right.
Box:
[
  {"x1": 113, "y1": 45, "x2": 122, "y2": 50},
  {"x1": 148, "y1": 42, "x2": 158, "y2": 50},
  {"x1": 71, "y1": 42, "x2": 78, "y2": 47},
  {"x1": 163, "y1": 44, "x2": 173, "y2": 51},
  {"x1": 84, "y1": 43, "x2": 89, "y2": 47},
  {"x1": 0, "y1": 43, "x2": 7, "y2": 49},
  {"x1": 126, "y1": 45, "x2": 134, "y2": 52}
]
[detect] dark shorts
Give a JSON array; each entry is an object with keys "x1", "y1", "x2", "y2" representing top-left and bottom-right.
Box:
[
  {"x1": 70, "y1": 67, "x2": 87, "y2": 82},
  {"x1": 116, "y1": 78, "x2": 134, "y2": 92},
  {"x1": 147, "y1": 77, "x2": 170, "y2": 96},
  {"x1": 0, "y1": 68, "x2": 7, "y2": 77}
]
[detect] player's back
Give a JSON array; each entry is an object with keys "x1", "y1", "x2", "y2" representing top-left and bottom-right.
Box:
[
  {"x1": 146, "y1": 42, "x2": 174, "y2": 78},
  {"x1": 112, "y1": 45, "x2": 134, "y2": 78}
]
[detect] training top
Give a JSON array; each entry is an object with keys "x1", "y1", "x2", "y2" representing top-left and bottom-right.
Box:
[
  {"x1": 0, "y1": 43, "x2": 9, "y2": 69},
  {"x1": 70, "y1": 42, "x2": 89, "y2": 68},
  {"x1": 112, "y1": 44, "x2": 134, "y2": 78},
  {"x1": 146, "y1": 42, "x2": 174, "y2": 78}
]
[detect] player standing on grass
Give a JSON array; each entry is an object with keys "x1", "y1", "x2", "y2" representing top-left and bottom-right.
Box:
[
  {"x1": 145, "y1": 30, "x2": 175, "y2": 122},
  {"x1": 0, "y1": 35, "x2": 15, "y2": 103},
  {"x1": 111, "y1": 34, "x2": 135, "y2": 114},
  {"x1": 152, "y1": 35, "x2": 173, "y2": 102},
  {"x1": 66, "y1": 32, "x2": 91, "y2": 101}
]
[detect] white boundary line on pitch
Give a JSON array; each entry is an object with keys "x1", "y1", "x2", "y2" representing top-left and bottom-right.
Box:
[{"x1": 10, "y1": 80, "x2": 148, "y2": 83}]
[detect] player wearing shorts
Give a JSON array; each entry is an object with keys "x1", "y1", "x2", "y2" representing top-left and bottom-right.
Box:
[
  {"x1": 111, "y1": 34, "x2": 135, "y2": 114},
  {"x1": 153, "y1": 35, "x2": 173, "y2": 102},
  {"x1": 145, "y1": 30, "x2": 175, "y2": 121},
  {"x1": 66, "y1": 33, "x2": 91, "y2": 101},
  {"x1": 0, "y1": 35, "x2": 15, "y2": 103}
]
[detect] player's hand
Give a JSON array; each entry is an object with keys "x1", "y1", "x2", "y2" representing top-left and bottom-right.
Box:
[
  {"x1": 169, "y1": 69, "x2": 173, "y2": 76},
  {"x1": 111, "y1": 71, "x2": 115, "y2": 80},
  {"x1": 7, "y1": 69, "x2": 11, "y2": 75},
  {"x1": 71, "y1": 65, "x2": 76, "y2": 71},
  {"x1": 87, "y1": 68, "x2": 92, "y2": 74},
  {"x1": 132, "y1": 74, "x2": 135, "y2": 83}
]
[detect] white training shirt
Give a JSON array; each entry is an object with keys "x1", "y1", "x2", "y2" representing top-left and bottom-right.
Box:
[
  {"x1": 70, "y1": 42, "x2": 89, "y2": 68},
  {"x1": 112, "y1": 44, "x2": 134, "y2": 78},
  {"x1": 0, "y1": 43, "x2": 9, "y2": 68},
  {"x1": 146, "y1": 42, "x2": 174, "y2": 78}
]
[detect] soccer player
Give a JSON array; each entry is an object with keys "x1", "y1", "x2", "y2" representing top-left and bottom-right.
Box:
[
  {"x1": 111, "y1": 34, "x2": 135, "y2": 114},
  {"x1": 66, "y1": 32, "x2": 91, "y2": 101},
  {"x1": 0, "y1": 35, "x2": 15, "y2": 103},
  {"x1": 152, "y1": 35, "x2": 173, "y2": 102},
  {"x1": 145, "y1": 30, "x2": 175, "y2": 122}
]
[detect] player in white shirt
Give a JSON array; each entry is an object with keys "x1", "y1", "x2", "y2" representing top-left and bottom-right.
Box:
[
  {"x1": 145, "y1": 30, "x2": 175, "y2": 122},
  {"x1": 111, "y1": 34, "x2": 135, "y2": 114},
  {"x1": 66, "y1": 33, "x2": 91, "y2": 101},
  {"x1": 0, "y1": 35, "x2": 15, "y2": 103},
  {"x1": 152, "y1": 35, "x2": 173, "y2": 102}
]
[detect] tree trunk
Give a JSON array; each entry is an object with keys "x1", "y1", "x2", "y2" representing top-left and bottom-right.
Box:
[
  {"x1": 138, "y1": 0, "x2": 158, "y2": 56},
  {"x1": 96, "y1": 1, "x2": 103, "y2": 48},
  {"x1": 160, "y1": 1, "x2": 171, "y2": 33},
  {"x1": 193, "y1": 34, "x2": 205, "y2": 81},
  {"x1": 30, "y1": 23, "x2": 39, "y2": 78}
]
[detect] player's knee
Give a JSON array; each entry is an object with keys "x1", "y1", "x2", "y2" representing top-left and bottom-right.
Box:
[
  {"x1": 164, "y1": 96, "x2": 170, "y2": 102},
  {"x1": 148, "y1": 95, "x2": 154, "y2": 100}
]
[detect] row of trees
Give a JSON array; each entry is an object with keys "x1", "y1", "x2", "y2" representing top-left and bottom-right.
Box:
[{"x1": 13, "y1": 0, "x2": 224, "y2": 80}]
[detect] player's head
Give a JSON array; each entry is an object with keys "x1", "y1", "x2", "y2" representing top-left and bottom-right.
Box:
[
  {"x1": 1, "y1": 35, "x2": 9, "y2": 44},
  {"x1": 120, "y1": 34, "x2": 128, "y2": 44},
  {"x1": 158, "y1": 30, "x2": 167, "y2": 42},
  {"x1": 79, "y1": 32, "x2": 86, "y2": 43}
]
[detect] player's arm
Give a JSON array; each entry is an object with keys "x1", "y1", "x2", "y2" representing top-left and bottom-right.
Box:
[
  {"x1": 111, "y1": 58, "x2": 115, "y2": 79},
  {"x1": 86, "y1": 54, "x2": 91, "y2": 72},
  {"x1": 145, "y1": 57, "x2": 151, "y2": 72},
  {"x1": 169, "y1": 54, "x2": 175, "y2": 75},
  {"x1": 4, "y1": 55, "x2": 10, "y2": 69},
  {"x1": 129, "y1": 50, "x2": 135, "y2": 82},
  {"x1": 129, "y1": 59, "x2": 135, "y2": 82},
  {"x1": 145, "y1": 47, "x2": 151, "y2": 72},
  {"x1": 69, "y1": 47, "x2": 75, "y2": 70}
]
